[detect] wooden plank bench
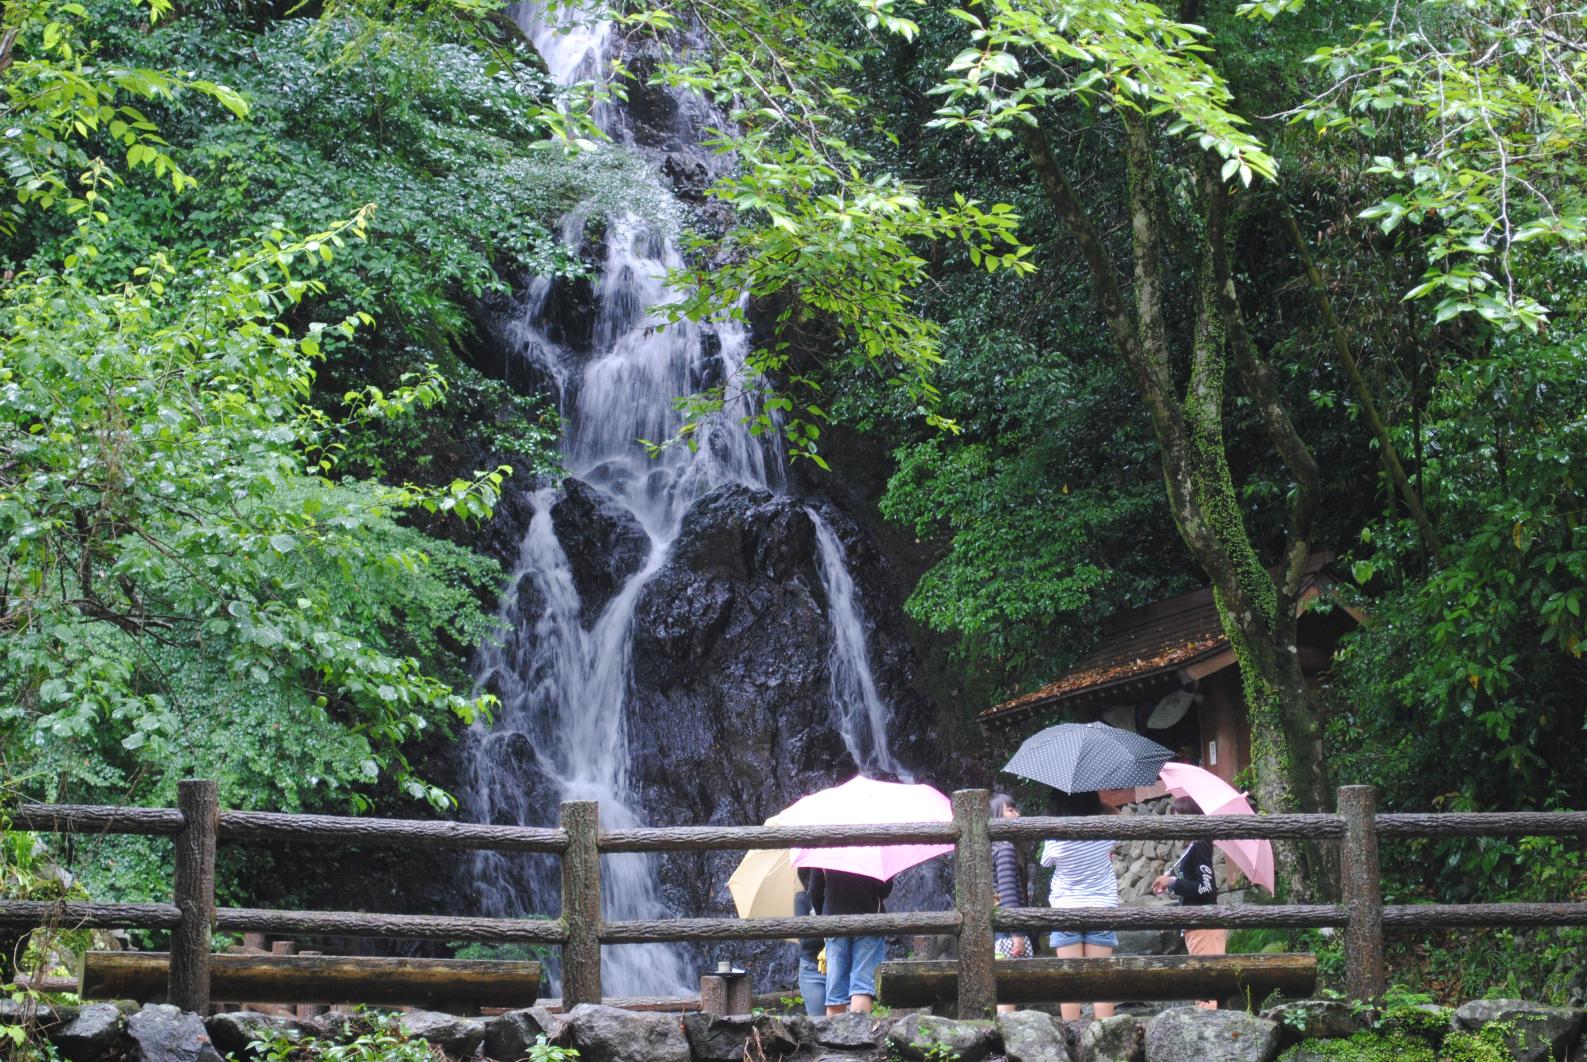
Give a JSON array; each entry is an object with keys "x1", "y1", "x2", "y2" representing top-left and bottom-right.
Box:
[
  {"x1": 876, "y1": 954, "x2": 1317, "y2": 1008},
  {"x1": 80, "y1": 951, "x2": 540, "y2": 1011}
]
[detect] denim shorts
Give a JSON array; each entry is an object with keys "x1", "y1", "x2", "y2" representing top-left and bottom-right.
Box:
[
  {"x1": 1050, "y1": 929, "x2": 1119, "y2": 949},
  {"x1": 824, "y1": 934, "x2": 887, "y2": 1005}
]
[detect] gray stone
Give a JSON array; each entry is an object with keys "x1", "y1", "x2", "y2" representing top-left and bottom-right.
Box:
[
  {"x1": 204, "y1": 1011, "x2": 323, "y2": 1056},
  {"x1": 998, "y1": 1010, "x2": 1074, "y2": 1062},
  {"x1": 812, "y1": 1013, "x2": 884, "y2": 1049},
  {"x1": 1451, "y1": 999, "x2": 1585, "y2": 1062},
  {"x1": 683, "y1": 1013, "x2": 799, "y2": 1060},
  {"x1": 50, "y1": 1003, "x2": 124, "y2": 1062},
  {"x1": 566, "y1": 1003, "x2": 690, "y2": 1062},
  {"x1": 1078, "y1": 1015, "x2": 1145, "y2": 1062},
  {"x1": 0, "y1": 1001, "x2": 72, "y2": 1029},
  {"x1": 1260, "y1": 1000, "x2": 1371, "y2": 1044},
  {"x1": 886, "y1": 1014, "x2": 998, "y2": 1061},
  {"x1": 1142, "y1": 1008, "x2": 1280, "y2": 1062},
  {"x1": 1114, "y1": 930, "x2": 1179, "y2": 957},
  {"x1": 398, "y1": 1010, "x2": 487, "y2": 1058},
  {"x1": 484, "y1": 1006, "x2": 571, "y2": 1059},
  {"x1": 127, "y1": 1003, "x2": 224, "y2": 1062}
]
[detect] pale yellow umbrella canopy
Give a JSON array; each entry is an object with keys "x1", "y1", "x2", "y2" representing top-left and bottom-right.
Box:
[{"x1": 727, "y1": 814, "x2": 803, "y2": 919}]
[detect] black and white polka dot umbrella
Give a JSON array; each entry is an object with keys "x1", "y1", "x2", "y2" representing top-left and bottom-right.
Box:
[{"x1": 1001, "y1": 721, "x2": 1174, "y2": 793}]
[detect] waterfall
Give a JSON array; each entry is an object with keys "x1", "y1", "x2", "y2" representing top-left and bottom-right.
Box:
[{"x1": 460, "y1": 0, "x2": 903, "y2": 998}]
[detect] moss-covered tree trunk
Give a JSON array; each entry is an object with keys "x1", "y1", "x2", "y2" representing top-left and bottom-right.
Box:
[{"x1": 1019, "y1": 113, "x2": 1333, "y2": 898}]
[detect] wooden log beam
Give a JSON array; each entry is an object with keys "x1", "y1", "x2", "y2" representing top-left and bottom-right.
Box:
[
  {"x1": 218, "y1": 907, "x2": 566, "y2": 942},
  {"x1": 952, "y1": 789, "x2": 996, "y2": 1021},
  {"x1": 875, "y1": 955, "x2": 1318, "y2": 1007},
  {"x1": 219, "y1": 812, "x2": 566, "y2": 853},
  {"x1": 1375, "y1": 813, "x2": 1587, "y2": 839},
  {"x1": 600, "y1": 912, "x2": 961, "y2": 943},
  {"x1": 169, "y1": 779, "x2": 219, "y2": 1013},
  {"x1": 1382, "y1": 903, "x2": 1587, "y2": 928},
  {"x1": 0, "y1": 902, "x2": 181, "y2": 930},
  {"x1": 1339, "y1": 786, "x2": 1385, "y2": 1002},
  {"x1": 560, "y1": 800, "x2": 602, "y2": 1009},
  {"x1": 992, "y1": 905, "x2": 1347, "y2": 931},
  {"x1": 988, "y1": 814, "x2": 1342, "y2": 842},
  {"x1": 599, "y1": 822, "x2": 958, "y2": 852},
  {"x1": 10, "y1": 805, "x2": 185, "y2": 836},
  {"x1": 80, "y1": 952, "x2": 541, "y2": 1009}
]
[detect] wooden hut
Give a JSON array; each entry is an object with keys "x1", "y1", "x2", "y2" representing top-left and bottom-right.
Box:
[{"x1": 978, "y1": 554, "x2": 1360, "y2": 805}]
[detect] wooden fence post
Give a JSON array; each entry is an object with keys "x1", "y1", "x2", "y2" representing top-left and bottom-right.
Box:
[
  {"x1": 1338, "y1": 785, "x2": 1385, "y2": 1002},
  {"x1": 560, "y1": 801, "x2": 602, "y2": 1008},
  {"x1": 170, "y1": 779, "x2": 218, "y2": 1012},
  {"x1": 952, "y1": 788, "x2": 995, "y2": 1020}
]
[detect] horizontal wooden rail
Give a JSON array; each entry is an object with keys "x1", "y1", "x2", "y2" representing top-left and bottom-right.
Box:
[
  {"x1": 81, "y1": 952, "x2": 540, "y2": 1009},
  {"x1": 1381, "y1": 903, "x2": 1587, "y2": 928},
  {"x1": 0, "y1": 901, "x2": 182, "y2": 930},
  {"x1": 219, "y1": 811, "x2": 567, "y2": 853},
  {"x1": 11, "y1": 804, "x2": 185, "y2": 835},
  {"x1": 992, "y1": 904, "x2": 1349, "y2": 931},
  {"x1": 599, "y1": 822, "x2": 959, "y2": 852},
  {"x1": 1375, "y1": 812, "x2": 1587, "y2": 838},
  {"x1": 988, "y1": 813, "x2": 1343, "y2": 842},
  {"x1": 218, "y1": 908, "x2": 569, "y2": 943},
  {"x1": 599, "y1": 911, "x2": 960, "y2": 944},
  {"x1": 876, "y1": 954, "x2": 1318, "y2": 1007}
]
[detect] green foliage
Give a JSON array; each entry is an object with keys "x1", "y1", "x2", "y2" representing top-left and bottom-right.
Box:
[
  {"x1": 526, "y1": 1036, "x2": 579, "y2": 1062},
  {"x1": 244, "y1": 1012, "x2": 441, "y2": 1062},
  {"x1": 1292, "y1": 2, "x2": 1587, "y2": 330},
  {"x1": 1278, "y1": 1030, "x2": 1436, "y2": 1062},
  {"x1": 0, "y1": 213, "x2": 513, "y2": 811}
]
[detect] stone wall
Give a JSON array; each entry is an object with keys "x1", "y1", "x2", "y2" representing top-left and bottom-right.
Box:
[
  {"x1": 12, "y1": 995, "x2": 1585, "y2": 1062},
  {"x1": 1113, "y1": 798, "x2": 1236, "y2": 907}
]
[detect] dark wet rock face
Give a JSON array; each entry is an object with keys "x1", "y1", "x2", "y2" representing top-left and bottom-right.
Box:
[{"x1": 551, "y1": 478, "x2": 650, "y2": 627}]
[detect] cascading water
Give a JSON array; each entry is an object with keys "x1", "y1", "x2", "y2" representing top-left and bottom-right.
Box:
[{"x1": 460, "y1": 0, "x2": 907, "y2": 997}]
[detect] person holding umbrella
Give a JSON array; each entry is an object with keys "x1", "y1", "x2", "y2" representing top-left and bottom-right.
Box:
[
  {"x1": 1040, "y1": 788, "x2": 1120, "y2": 1021},
  {"x1": 807, "y1": 867, "x2": 891, "y2": 1014},
  {"x1": 1152, "y1": 796, "x2": 1222, "y2": 1009}
]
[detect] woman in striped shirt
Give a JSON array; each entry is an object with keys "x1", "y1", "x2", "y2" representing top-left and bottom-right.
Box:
[{"x1": 1040, "y1": 789, "x2": 1119, "y2": 1020}]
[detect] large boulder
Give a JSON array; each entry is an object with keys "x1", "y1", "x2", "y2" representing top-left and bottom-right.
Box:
[
  {"x1": 1078, "y1": 1015, "x2": 1145, "y2": 1062},
  {"x1": 1452, "y1": 999, "x2": 1585, "y2": 1062},
  {"x1": 682, "y1": 1013, "x2": 799, "y2": 1060},
  {"x1": 998, "y1": 1010, "x2": 1074, "y2": 1062},
  {"x1": 1261, "y1": 1000, "x2": 1371, "y2": 1045},
  {"x1": 565, "y1": 1003, "x2": 690, "y2": 1062},
  {"x1": 398, "y1": 1010, "x2": 487, "y2": 1059},
  {"x1": 50, "y1": 1004, "x2": 125, "y2": 1062},
  {"x1": 1142, "y1": 1008, "x2": 1280, "y2": 1062},
  {"x1": 485, "y1": 1006, "x2": 571, "y2": 1059},
  {"x1": 810, "y1": 1013, "x2": 885, "y2": 1051},
  {"x1": 127, "y1": 1004, "x2": 223, "y2": 1062},
  {"x1": 549, "y1": 478, "x2": 651, "y2": 628},
  {"x1": 886, "y1": 1014, "x2": 999, "y2": 1061},
  {"x1": 204, "y1": 1012, "x2": 322, "y2": 1056}
]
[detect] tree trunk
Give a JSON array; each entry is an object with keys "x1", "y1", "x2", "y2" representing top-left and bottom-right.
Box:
[{"x1": 1018, "y1": 117, "x2": 1333, "y2": 899}]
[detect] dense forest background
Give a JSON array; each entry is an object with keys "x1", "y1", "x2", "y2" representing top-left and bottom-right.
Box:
[{"x1": 2, "y1": 0, "x2": 1584, "y2": 1003}]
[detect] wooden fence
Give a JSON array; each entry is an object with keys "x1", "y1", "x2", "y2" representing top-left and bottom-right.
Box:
[{"x1": 4, "y1": 781, "x2": 1587, "y2": 1019}]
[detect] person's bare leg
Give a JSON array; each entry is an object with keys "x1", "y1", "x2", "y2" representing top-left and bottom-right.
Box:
[
  {"x1": 1084, "y1": 944, "x2": 1115, "y2": 1018},
  {"x1": 1184, "y1": 928, "x2": 1227, "y2": 1008},
  {"x1": 849, "y1": 994, "x2": 873, "y2": 1013},
  {"x1": 826, "y1": 1003, "x2": 845, "y2": 1016},
  {"x1": 1057, "y1": 943, "x2": 1085, "y2": 1020},
  {"x1": 997, "y1": 1003, "x2": 1017, "y2": 1014}
]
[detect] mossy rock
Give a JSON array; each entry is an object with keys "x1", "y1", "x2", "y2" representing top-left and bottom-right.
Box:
[
  {"x1": 1438, "y1": 1025, "x2": 1512, "y2": 1062},
  {"x1": 1380, "y1": 1004, "x2": 1456, "y2": 1045},
  {"x1": 1278, "y1": 1029, "x2": 1436, "y2": 1062}
]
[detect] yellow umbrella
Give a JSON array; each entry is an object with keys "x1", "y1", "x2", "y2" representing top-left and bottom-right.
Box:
[{"x1": 727, "y1": 814, "x2": 803, "y2": 918}]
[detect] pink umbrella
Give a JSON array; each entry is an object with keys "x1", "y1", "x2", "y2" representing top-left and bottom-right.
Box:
[
  {"x1": 1158, "y1": 761, "x2": 1275, "y2": 894},
  {"x1": 785, "y1": 776, "x2": 954, "y2": 881}
]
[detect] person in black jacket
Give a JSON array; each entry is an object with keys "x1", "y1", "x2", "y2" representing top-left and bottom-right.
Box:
[
  {"x1": 1151, "y1": 795, "x2": 1222, "y2": 1008},
  {"x1": 793, "y1": 869, "x2": 826, "y2": 1016},
  {"x1": 807, "y1": 867, "x2": 890, "y2": 1014}
]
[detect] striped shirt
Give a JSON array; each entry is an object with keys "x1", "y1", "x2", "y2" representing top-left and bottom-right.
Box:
[{"x1": 1039, "y1": 839, "x2": 1119, "y2": 909}]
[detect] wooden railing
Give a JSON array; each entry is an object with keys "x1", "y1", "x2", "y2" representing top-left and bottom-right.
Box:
[{"x1": 5, "y1": 781, "x2": 1587, "y2": 1019}]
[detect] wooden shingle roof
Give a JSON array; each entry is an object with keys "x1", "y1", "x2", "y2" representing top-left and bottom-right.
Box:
[{"x1": 979, "y1": 554, "x2": 1344, "y2": 731}]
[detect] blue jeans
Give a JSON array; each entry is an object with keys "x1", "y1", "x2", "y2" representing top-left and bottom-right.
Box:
[
  {"x1": 823, "y1": 934, "x2": 886, "y2": 1006},
  {"x1": 797, "y1": 952, "x2": 826, "y2": 1016},
  {"x1": 1050, "y1": 929, "x2": 1119, "y2": 949}
]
